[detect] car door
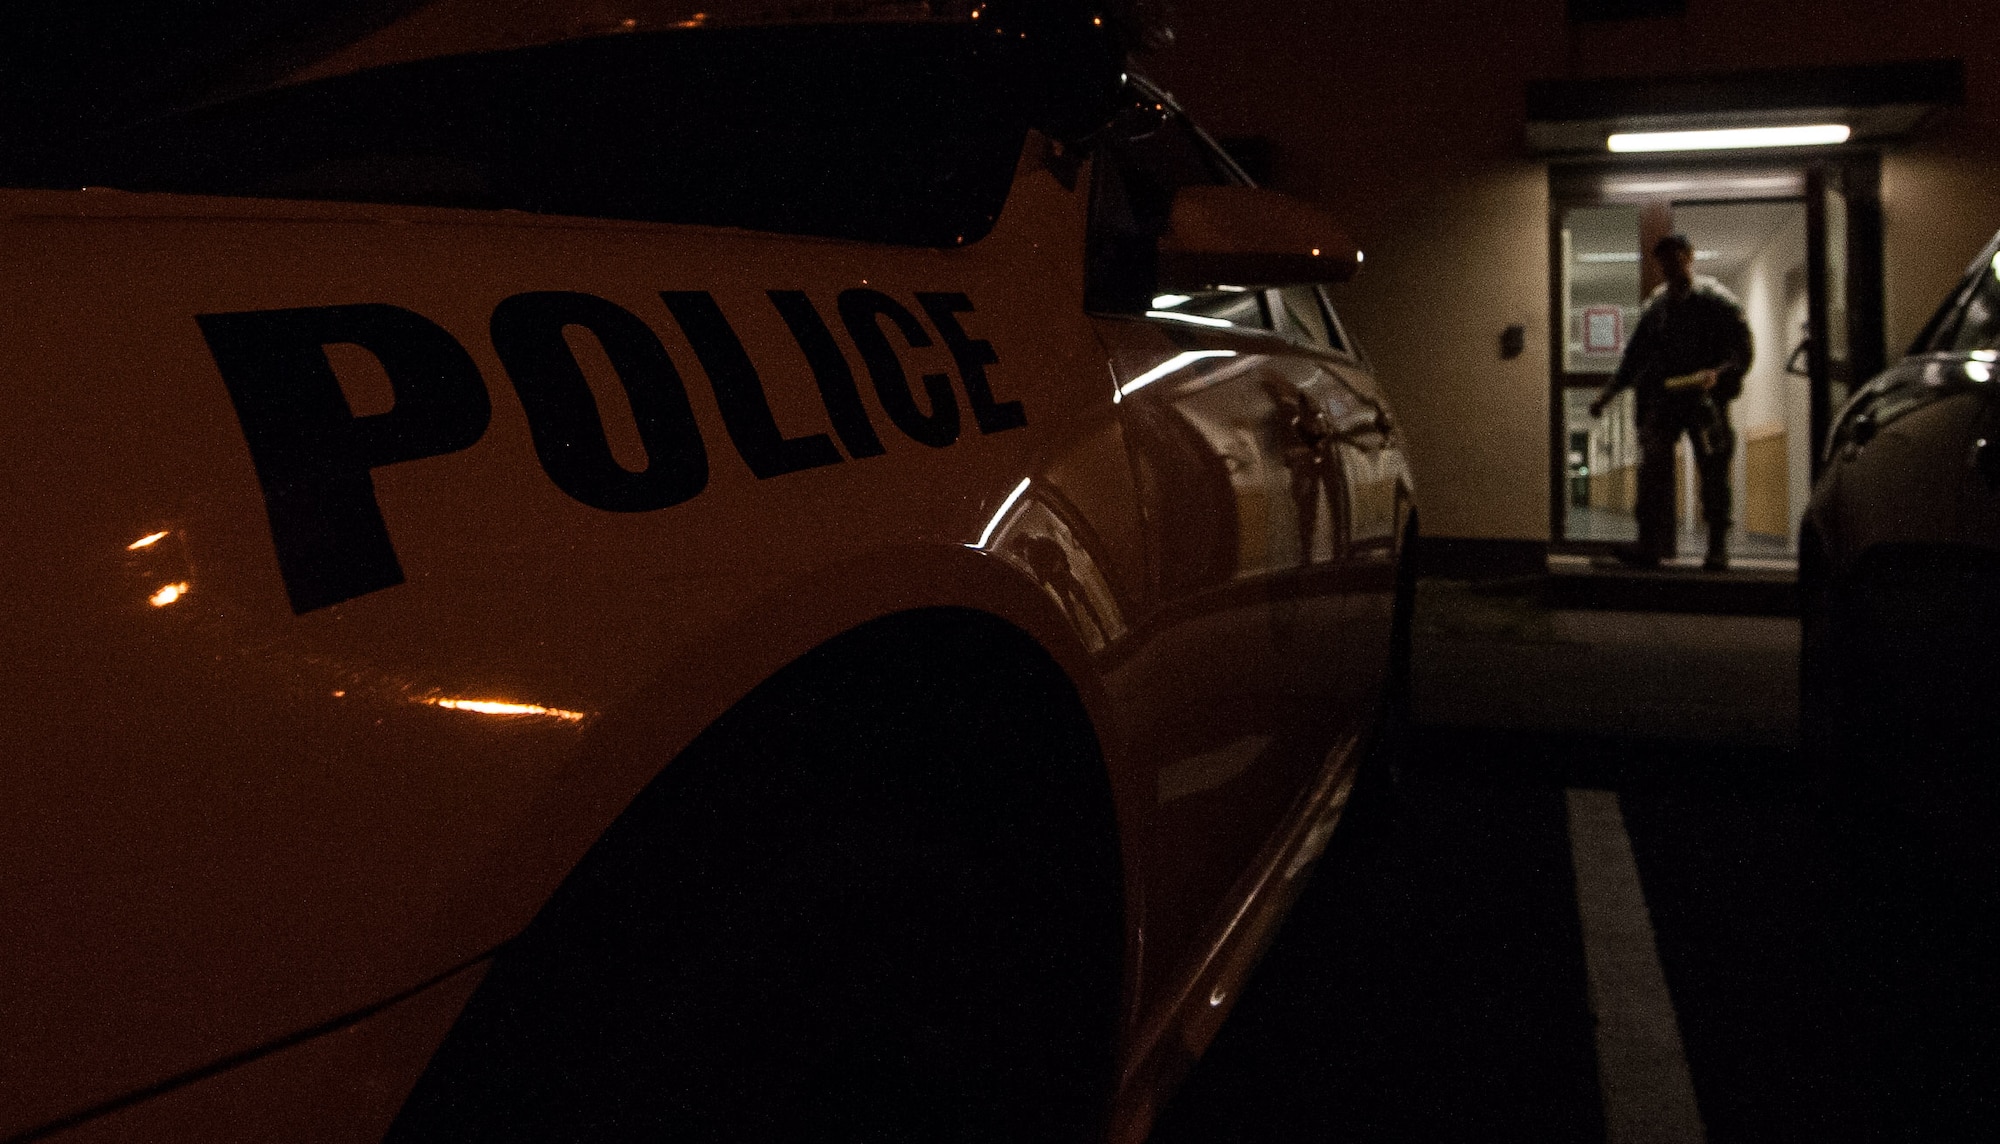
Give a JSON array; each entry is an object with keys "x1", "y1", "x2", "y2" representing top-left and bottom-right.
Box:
[
  {"x1": 1085, "y1": 100, "x2": 1359, "y2": 1001},
  {"x1": 1269, "y1": 282, "x2": 1406, "y2": 719}
]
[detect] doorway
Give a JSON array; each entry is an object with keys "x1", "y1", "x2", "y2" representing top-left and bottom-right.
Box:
[{"x1": 1548, "y1": 158, "x2": 1883, "y2": 566}]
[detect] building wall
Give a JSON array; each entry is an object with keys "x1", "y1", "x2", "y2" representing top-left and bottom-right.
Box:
[
  {"x1": 1330, "y1": 165, "x2": 1553, "y2": 541},
  {"x1": 1147, "y1": 0, "x2": 2000, "y2": 541},
  {"x1": 1883, "y1": 145, "x2": 2000, "y2": 351},
  {"x1": 1727, "y1": 213, "x2": 1810, "y2": 538}
]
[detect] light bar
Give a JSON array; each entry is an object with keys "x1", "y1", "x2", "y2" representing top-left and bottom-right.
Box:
[{"x1": 1607, "y1": 124, "x2": 1850, "y2": 152}]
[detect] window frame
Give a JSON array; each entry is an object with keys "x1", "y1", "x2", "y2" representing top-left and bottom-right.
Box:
[
  {"x1": 1316, "y1": 285, "x2": 1368, "y2": 366},
  {"x1": 1085, "y1": 78, "x2": 1276, "y2": 332},
  {"x1": 1922, "y1": 262, "x2": 2000, "y2": 355}
]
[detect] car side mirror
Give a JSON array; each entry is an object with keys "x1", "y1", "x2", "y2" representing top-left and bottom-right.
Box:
[{"x1": 1157, "y1": 185, "x2": 1359, "y2": 290}]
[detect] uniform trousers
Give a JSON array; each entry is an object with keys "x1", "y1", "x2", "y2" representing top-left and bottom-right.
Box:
[{"x1": 1635, "y1": 400, "x2": 1734, "y2": 558}]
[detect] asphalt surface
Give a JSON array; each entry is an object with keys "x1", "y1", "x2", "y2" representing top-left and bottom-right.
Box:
[{"x1": 1148, "y1": 579, "x2": 1997, "y2": 1143}]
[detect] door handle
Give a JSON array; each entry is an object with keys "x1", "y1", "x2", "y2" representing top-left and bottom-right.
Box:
[{"x1": 1293, "y1": 408, "x2": 1334, "y2": 447}]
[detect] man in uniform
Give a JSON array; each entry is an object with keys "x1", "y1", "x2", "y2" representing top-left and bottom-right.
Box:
[{"x1": 1591, "y1": 232, "x2": 1754, "y2": 570}]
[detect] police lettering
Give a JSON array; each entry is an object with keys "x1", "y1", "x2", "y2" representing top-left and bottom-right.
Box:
[
  {"x1": 838, "y1": 289, "x2": 960, "y2": 449},
  {"x1": 197, "y1": 304, "x2": 490, "y2": 614},
  {"x1": 490, "y1": 291, "x2": 709, "y2": 512},
  {"x1": 201, "y1": 290, "x2": 1023, "y2": 612},
  {"x1": 917, "y1": 292, "x2": 1025, "y2": 435},
  {"x1": 768, "y1": 291, "x2": 887, "y2": 460}
]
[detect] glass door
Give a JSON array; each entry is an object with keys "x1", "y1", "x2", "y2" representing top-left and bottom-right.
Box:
[
  {"x1": 1550, "y1": 159, "x2": 1883, "y2": 562},
  {"x1": 1556, "y1": 202, "x2": 1646, "y2": 545}
]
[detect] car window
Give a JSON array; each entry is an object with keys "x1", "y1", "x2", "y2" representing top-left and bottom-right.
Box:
[
  {"x1": 1148, "y1": 287, "x2": 1268, "y2": 329},
  {"x1": 1085, "y1": 91, "x2": 1268, "y2": 330},
  {"x1": 1321, "y1": 287, "x2": 1365, "y2": 361},
  {"x1": 7, "y1": 25, "x2": 1031, "y2": 249},
  {"x1": 1929, "y1": 251, "x2": 2000, "y2": 353},
  {"x1": 1272, "y1": 285, "x2": 1338, "y2": 350}
]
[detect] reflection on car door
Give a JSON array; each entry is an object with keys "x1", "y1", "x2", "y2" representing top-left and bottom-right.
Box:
[
  {"x1": 1085, "y1": 106, "x2": 1370, "y2": 1005},
  {"x1": 1097, "y1": 311, "x2": 1352, "y2": 1007},
  {"x1": 1311, "y1": 289, "x2": 1406, "y2": 685},
  {"x1": 1263, "y1": 284, "x2": 1400, "y2": 719}
]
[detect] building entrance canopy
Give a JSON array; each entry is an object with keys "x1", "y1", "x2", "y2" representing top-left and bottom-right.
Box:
[{"x1": 1524, "y1": 60, "x2": 1962, "y2": 157}]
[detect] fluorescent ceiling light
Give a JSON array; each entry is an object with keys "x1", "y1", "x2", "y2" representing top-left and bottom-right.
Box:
[
  {"x1": 1605, "y1": 175, "x2": 1800, "y2": 196},
  {"x1": 1607, "y1": 124, "x2": 1850, "y2": 152},
  {"x1": 1576, "y1": 251, "x2": 1719, "y2": 263}
]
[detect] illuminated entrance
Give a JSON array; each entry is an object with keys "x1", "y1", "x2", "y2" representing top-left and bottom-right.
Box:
[
  {"x1": 1525, "y1": 62, "x2": 1963, "y2": 566},
  {"x1": 1548, "y1": 158, "x2": 1880, "y2": 564}
]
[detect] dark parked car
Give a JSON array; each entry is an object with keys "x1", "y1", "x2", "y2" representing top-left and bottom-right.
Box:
[{"x1": 1801, "y1": 228, "x2": 2000, "y2": 862}]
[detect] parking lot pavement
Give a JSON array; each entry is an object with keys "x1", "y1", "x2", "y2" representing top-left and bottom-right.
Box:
[
  {"x1": 1411, "y1": 578, "x2": 1800, "y2": 748},
  {"x1": 1149, "y1": 579, "x2": 1994, "y2": 1143},
  {"x1": 1145, "y1": 724, "x2": 1603, "y2": 1144}
]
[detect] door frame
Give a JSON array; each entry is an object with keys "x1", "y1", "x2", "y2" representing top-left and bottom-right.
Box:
[{"x1": 1545, "y1": 153, "x2": 1884, "y2": 555}]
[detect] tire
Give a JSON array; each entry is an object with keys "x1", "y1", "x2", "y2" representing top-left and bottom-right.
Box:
[{"x1": 389, "y1": 610, "x2": 1124, "y2": 1144}]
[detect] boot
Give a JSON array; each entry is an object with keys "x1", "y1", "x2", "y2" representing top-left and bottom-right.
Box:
[{"x1": 1703, "y1": 524, "x2": 1729, "y2": 572}]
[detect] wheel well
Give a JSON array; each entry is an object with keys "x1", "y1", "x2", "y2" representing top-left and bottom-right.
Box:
[{"x1": 391, "y1": 607, "x2": 1125, "y2": 1139}]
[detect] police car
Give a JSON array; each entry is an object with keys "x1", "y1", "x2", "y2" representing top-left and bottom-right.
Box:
[
  {"x1": 1802, "y1": 228, "x2": 2000, "y2": 866},
  {"x1": 0, "y1": 3, "x2": 1415, "y2": 1140}
]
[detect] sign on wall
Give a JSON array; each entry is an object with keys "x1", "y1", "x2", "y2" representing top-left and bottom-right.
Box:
[{"x1": 1581, "y1": 304, "x2": 1624, "y2": 354}]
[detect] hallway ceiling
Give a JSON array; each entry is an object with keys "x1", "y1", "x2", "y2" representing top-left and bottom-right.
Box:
[{"x1": 1673, "y1": 201, "x2": 1803, "y2": 281}]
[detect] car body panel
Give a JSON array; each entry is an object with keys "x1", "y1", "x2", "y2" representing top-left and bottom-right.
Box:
[
  {"x1": 1, "y1": 84, "x2": 1410, "y2": 1144},
  {"x1": 1802, "y1": 229, "x2": 2000, "y2": 862},
  {"x1": 1811, "y1": 359, "x2": 1986, "y2": 561},
  {"x1": 0, "y1": 151, "x2": 1123, "y2": 1129},
  {"x1": 1808, "y1": 223, "x2": 2000, "y2": 571},
  {"x1": 33, "y1": 966, "x2": 488, "y2": 1144}
]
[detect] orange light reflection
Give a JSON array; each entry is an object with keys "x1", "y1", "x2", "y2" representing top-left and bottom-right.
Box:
[
  {"x1": 424, "y1": 697, "x2": 587, "y2": 723},
  {"x1": 148, "y1": 582, "x2": 190, "y2": 607},
  {"x1": 128, "y1": 531, "x2": 169, "y2": 550}
]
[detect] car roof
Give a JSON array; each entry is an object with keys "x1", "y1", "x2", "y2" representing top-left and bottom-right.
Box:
[{"x1": 285, "y1": 1, "x2": 974, "y2": 88}]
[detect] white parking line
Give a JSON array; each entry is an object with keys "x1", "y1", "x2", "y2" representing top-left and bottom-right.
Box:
[{"x1": 1566, "y1": 788, "x2": 1708, "y2": 1144}]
